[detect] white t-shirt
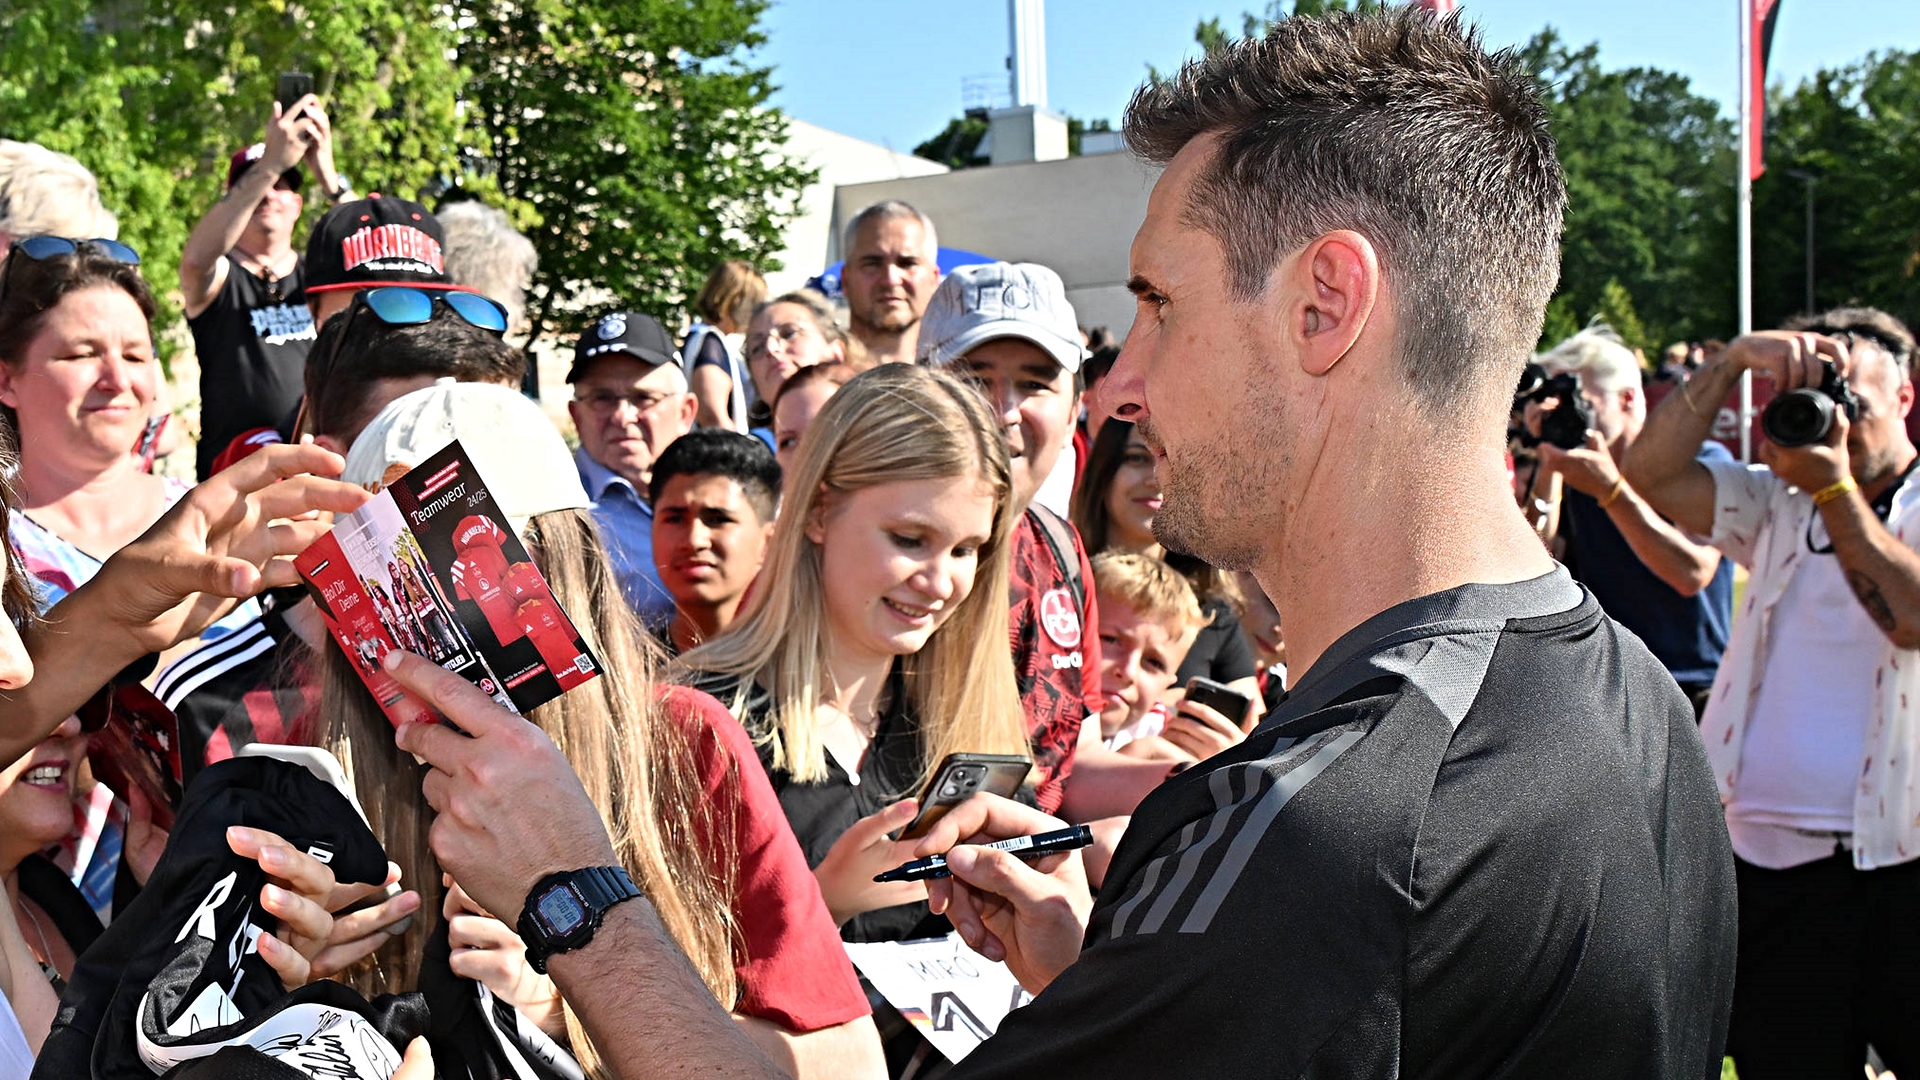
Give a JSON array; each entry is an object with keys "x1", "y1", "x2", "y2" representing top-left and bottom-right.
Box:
[
  {"x1": 0, "y1": 993, "x2": 34, "y2": 1077},
  {"x1": 1031, "y1": 442, "x2": 1076, "y2": 519},
  {"x1": 1725, "y1": 537, "x2": 1879, "y2": 867}
]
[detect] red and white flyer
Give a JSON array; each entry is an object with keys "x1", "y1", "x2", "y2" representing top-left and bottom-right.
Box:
[{"x1": 296, "y1": 440, "x2": 600, "y2": 728}]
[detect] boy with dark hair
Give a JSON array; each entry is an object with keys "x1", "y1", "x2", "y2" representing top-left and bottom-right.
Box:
[{"x1": 648, "y1": 430, "x2": 781, "y2": 656}]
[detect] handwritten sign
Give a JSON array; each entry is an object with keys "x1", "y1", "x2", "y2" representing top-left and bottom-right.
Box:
[{"x1": 843, "y1": 933, "x2": 1031, "y2": 1063}]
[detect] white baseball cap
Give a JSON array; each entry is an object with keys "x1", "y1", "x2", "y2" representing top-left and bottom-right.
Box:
[
  {"x1": 343, "y1": 379, "x2": 590, "y2": 536},
  {"x1": 916, "y1": 262, "x2": 1090, "y2": 374}
]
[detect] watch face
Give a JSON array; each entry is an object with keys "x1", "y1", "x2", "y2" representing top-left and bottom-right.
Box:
[{"x1": 536, "y1": 884, "x2": 589, "y2": 936}]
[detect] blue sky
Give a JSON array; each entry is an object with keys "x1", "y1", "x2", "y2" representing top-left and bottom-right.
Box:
[{"x1": 757, "y1": 0, "x2": 1920, "y2": 154}]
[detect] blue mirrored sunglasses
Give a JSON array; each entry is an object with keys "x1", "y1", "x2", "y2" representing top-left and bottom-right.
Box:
[
  {"x1": 0, "y1": 236, "x2": 143, "y2": 313},
  {"x1": 360, "y1": 286, "x2": 508, "y2": 334},
  {"x1": 9, "y1": 235, "x2": 141, "y2": 265}
]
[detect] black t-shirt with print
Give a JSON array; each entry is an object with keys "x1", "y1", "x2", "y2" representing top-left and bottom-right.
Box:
[
  {"x1": 688, "y1": 666, "x2": 949, "y2": 944},
  {"x1": 955, "y1": 570, "x2": 1738, "y2": 1079},
  {"x1": 189, "y1": 254, "x2": 315, "y2": 479}
]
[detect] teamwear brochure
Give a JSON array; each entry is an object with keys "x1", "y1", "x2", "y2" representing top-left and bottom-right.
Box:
[{"x1": 296, "y1": 439, "x2": 600, "y2": 728}]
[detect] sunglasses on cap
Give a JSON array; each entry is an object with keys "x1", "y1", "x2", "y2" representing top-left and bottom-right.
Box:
[
  {"x1": 0, "y1": 235, "x2": 143, "y2": 311},
  {"x1": 296, "y1": 286, "x2": 511, "y2": 439}
]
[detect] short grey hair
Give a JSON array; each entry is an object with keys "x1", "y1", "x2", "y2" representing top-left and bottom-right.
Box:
[
  {"x1": 1537, "y1": 324, "x2": 1643, "y2": 400},
  {"x1": 841, "y1": 199, "x2": 938, "y2": 263},
  {"x1": 438, "y1": 201, "x2": 538, "y2": 330},
  {"x1": 0, "y1": 140, "x2": 117, "y2": 243}
]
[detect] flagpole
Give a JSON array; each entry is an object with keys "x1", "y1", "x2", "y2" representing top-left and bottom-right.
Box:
[{"x1": 1737, "y1": 0, "x2": 1754, "y2": 462}]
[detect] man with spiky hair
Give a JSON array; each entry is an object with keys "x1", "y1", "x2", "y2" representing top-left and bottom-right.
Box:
[{"x1": 379, "y1": 11, "x2": 1739, "y2": 1078}]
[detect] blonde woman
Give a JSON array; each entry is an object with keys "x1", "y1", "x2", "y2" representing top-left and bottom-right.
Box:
[
  {"x1": 307, "y1": 381, "x2": 880, "y2": 1078},
  {"x1": 674, "y1": 364, "x2": 1028, "y2": 942}
]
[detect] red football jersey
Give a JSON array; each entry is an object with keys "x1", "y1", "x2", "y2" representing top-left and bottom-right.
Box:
[
  {"x1": 449, "y1": 515, "x2": 523, "y2": 645},
  {"x1": 515, "y1": 596, "x2": 594, "y2": 690}
]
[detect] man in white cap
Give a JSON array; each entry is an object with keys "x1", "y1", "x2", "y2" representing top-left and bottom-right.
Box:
[{"x1": 916, "y1": 262, "x2": 1166, "y2": 829}]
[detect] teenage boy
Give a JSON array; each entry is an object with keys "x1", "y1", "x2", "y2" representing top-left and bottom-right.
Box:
[
  {"x1": 648, "y1": 430, "x2": 781, "y2": 656},
  {"x1": 920, "y1": 262, "x2": 1198, "y2": 819},
  {"x1": 916, "y1": 262, "x2": 1107, "y2": 815}
]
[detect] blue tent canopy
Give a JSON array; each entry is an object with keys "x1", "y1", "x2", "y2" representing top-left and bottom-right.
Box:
[{"x1": 805, "y1": 247, "x2": 998, "y2": 299}]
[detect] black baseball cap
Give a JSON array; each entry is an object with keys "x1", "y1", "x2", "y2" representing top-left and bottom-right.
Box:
[
  {"x1": 304, "y1": 194, "x2": 451, "y2": 295},
  {"x1": 569, "y1": 312, "x2": 677, "y2": 381}
]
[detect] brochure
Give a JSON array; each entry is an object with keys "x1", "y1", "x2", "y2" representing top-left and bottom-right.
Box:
[{"x1": 295, "y1": 439, "x2": 600, "y2": 728}]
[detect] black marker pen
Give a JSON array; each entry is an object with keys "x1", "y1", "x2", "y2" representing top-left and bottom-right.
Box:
[{"x1": 873, "y1": 824, "x2": 1094, "y2": 883}]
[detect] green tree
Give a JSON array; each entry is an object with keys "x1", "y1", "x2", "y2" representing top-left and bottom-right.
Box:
[
  {"x1": 0, "y1": 0, "x2": 468, "y2": 358},
  {"x1": 1521, "y1": 29, "x2": 1737, "y2": 352},
  {"x1": 1, "y1": 0, "x2": 811, "y2": 361},
  {"x1": 914, "y1": 111, "x2": 992, "y2": 169},
  {"x1": 456, "y1": 0, "x2": 815, "y2": 352},
  {"x1": 1751, "y1": 50, "x2": 1920, "y2": 331}
]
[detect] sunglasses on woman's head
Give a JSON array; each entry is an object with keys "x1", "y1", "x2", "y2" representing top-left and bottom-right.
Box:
[{"x1": 0, "y1": 235, "x2": 143, "y2": 311}]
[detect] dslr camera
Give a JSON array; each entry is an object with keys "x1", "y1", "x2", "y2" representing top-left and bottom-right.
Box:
[
  {"x1": 1761, "y1": 360, "x2": 1861, "y2": 448},
  {"x1": 1513, "y1": 362, "x2": 1595, "y2": 451}
]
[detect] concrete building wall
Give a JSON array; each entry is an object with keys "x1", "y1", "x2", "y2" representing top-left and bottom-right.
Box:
[
  {"x1": 764, "y1": 119, "x2": 949, "y2": 296},
  {"x1": 831, "y1": 151, "x2": 1160, "y2": 338}
]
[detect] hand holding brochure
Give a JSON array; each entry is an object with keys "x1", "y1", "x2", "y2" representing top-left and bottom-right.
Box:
[{"x1": 295, "y1": 440, "x2": 600, "y2": 727}]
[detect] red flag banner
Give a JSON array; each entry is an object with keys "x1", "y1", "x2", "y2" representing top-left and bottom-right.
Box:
[{"x1": 1750, "y1": 0, "x2": 1784, "y2": 179}]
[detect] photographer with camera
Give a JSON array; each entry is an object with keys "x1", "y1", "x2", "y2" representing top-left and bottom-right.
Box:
[
  {"x1": 1521, "y1": 328, "x2": 1732, "y2": 715},
  {"x1": 1625, "y1": 307, "x2": 1920, "y2": 1079}
]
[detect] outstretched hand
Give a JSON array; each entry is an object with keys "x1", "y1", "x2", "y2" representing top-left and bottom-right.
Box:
[
  {"x1": 812, "y1": 798, "x2": 928, "y2": 926},
  {"x1": 80, "y1": 443, "x2": 368, "y2": 655}
]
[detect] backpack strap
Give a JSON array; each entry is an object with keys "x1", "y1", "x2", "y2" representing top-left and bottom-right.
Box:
[{"x1": 1025, "y1": 504, "x2": 1086, "y2": 614}]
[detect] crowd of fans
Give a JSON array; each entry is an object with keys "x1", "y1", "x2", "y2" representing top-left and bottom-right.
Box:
[{"x1": 0, "y1": 8, "x2": 1912, "y2": 1079}]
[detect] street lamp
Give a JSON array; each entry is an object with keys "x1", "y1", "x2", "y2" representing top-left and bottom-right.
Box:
[{"x1": 1784, "y1": 168, "x2": 1818, "y2": 315}]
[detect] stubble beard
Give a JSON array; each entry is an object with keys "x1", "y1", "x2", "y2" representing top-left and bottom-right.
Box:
[
  {"x1": 855, "y1": 299, "x2": 918, "y2": 337},
  {"x1": 1144, "y1": 389, "x2": 1290, "y2": 573}
]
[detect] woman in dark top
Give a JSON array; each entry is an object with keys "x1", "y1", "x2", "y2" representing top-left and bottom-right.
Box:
[
  {"x1": 1071, "y1": 419, "x2": 1262, "y2": 714},
  {"x1": 673, "y1": 365, "x2": 1030, "y2": 942}
]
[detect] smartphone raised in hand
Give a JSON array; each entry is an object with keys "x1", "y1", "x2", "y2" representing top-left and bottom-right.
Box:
[
  {"x1": 1184, "y1": 676, "x2": 1253, "y2": 728},
  {"x1": 893, "y1": 753, "x2": 1032, "y2": 841},
  {"x1": 276, "y1": 72, "x2": 314, "y2": 117}
]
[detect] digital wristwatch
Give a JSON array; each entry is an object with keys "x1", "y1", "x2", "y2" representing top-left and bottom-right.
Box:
[{"x1": 517, "y1": 865, "x2": 641, "y2": 974}]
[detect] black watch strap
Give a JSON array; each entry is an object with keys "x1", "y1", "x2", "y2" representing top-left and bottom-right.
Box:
[{"x1": 518, "y1": 865, "x2": 641, "y2": 974}]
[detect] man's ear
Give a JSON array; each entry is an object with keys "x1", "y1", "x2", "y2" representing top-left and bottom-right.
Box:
[
  {"x1": 1290, "y1": 230, "x2": 1379, "y2": 378},
  {"x1": 313, "y1": 433, "x2": 349, "y2": 456}
]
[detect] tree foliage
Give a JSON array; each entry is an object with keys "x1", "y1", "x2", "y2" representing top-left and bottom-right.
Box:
[
  {"x1": 1751, "y1": 49, "x2": 1920, "y2": 332},
  {"x1": 457, "y1": 0, "x2": 813, "y2": 348},
  {"x1": 0, "y1": 0, "x2": 810, "y2": 356},
  {"x1": 1522, "y1": 30, "x2": 1737, "y2": 353}
]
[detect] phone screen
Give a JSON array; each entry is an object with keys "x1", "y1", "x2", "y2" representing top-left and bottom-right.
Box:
[{"x1": 276, "y1": 72, "x2": 314, "y2": 113}]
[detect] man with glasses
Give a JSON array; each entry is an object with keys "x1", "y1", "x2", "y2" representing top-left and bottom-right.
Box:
[
  {"x1": 181, "y1": 94, "x2": 352, "y2": 480},
  {"x1": 567, "y1": 312, "x2": 697, "y2": 624},
  {"x1": 1628, "y1": 306, "x2": 1920, "y2": 1078}
]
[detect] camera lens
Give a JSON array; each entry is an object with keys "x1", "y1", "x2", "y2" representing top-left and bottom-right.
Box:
[
  {"x1": 1761, "y1": 389, "x2": 1835, "y2": 448},
  {"x1": 940, "y1": 782, "x2": 961, "y2": 797}
]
